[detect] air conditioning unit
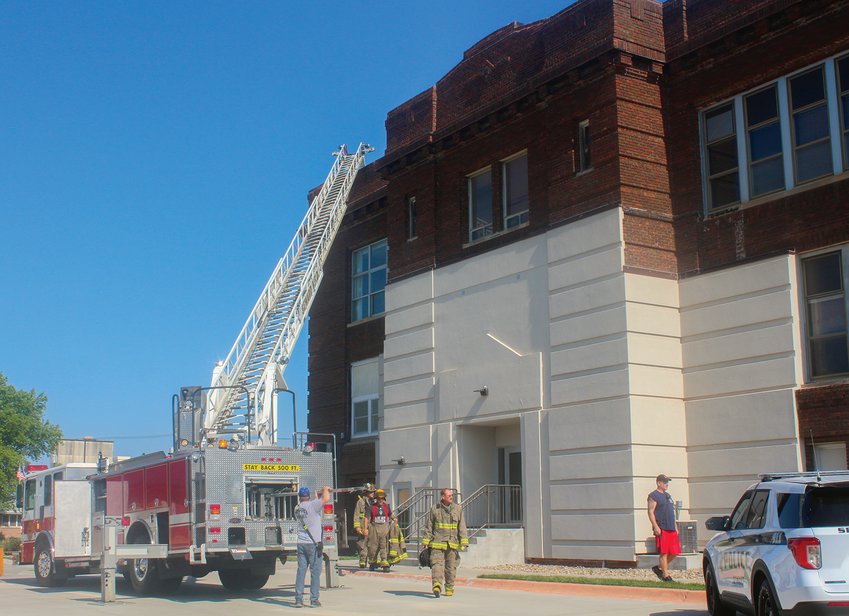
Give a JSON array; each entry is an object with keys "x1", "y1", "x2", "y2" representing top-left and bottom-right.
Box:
[{"x1": 677, "y1": 520, "x2": 698, "y2": 553}]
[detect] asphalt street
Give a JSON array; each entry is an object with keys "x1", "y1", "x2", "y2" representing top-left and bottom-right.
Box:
[{"x1": 0, "y1": 559, "x2": 708, "y2": 616}]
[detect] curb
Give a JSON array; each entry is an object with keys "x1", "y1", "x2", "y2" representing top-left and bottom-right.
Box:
[{"x1": 345, "y1": 568, "x2": 707, "y2": 606}]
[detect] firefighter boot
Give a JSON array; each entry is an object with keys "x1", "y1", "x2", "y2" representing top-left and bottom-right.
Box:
[
  {"x1": 445, "y1": 587, "x2": 454, "y2": 597},
  {"x1": 432, "y1": 582, "x2": 442, "y2": 598}
]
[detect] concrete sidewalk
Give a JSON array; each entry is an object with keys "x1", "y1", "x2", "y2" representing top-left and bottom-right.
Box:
[
  {"x1": 1, "y1": 557, "x2": 707, "y2": 615},
  {"x1": 343, "y1": 565, "x2": 707, "y2": 607}
]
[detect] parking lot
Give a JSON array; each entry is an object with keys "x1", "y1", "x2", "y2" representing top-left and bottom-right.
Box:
[{"x1": 1, "y1": 559, "x2": 707, "y2": 616}]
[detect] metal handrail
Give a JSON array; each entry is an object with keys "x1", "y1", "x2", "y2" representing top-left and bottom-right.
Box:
[{"x1": 460, "y1": 484, "x2": 522, "y2": 540}]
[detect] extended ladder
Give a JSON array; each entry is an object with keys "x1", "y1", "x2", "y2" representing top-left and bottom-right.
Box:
[{"x1": 204, "y1": 144, "x2": 371, "y2": 444}]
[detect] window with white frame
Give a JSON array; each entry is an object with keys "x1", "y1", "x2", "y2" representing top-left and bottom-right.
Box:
[
  {"x1": 351, "y1": 239, "x2": 387, "y2": 322},
  {"x1": 406, "y1": 196, "x2": 417, "y2": 240},
  {"x1": 838, "y1": 55, "x2": 849, "y2": 169},
  {"x1": 502, "y1": 152, "x2": 529, "y2": 229},
  {"x1": 351, "y1": 357, "x2": 381, "y2": 437},
  {"x1": 790, "y1": 65, "x2": 832, "y2": 183},
  {"x1": 802, "y1": 249, "x2": 849, "y2": 379},
  {"x1": 746, "y1": 85, "x2": 784, "y2": 197},
  {"x1": 701, "y1": 52, "x2": 849, "y2": 213},
  {"x1": 704, "y1": 102, "x2": 740, "y2": 209},
  {"x1": 577, "y1": 120, "x2": 592, "y2": 172},
  {"x1": 468, "y1": 167, "x2": 493, "y2": 242}
]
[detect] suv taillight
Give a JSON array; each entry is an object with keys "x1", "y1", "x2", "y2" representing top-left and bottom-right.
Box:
[{"x1": 788, "y1": 537, "x2": 822, "y2": 569}]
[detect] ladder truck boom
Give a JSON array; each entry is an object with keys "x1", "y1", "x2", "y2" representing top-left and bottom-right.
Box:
[{"x1": 177, "y1": 144, "x2": 371, "y2": 450}]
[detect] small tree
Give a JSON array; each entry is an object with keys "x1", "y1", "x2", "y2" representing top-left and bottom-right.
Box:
[{"x1": 0, "y1": 372, "x2": 62, "y2": 507}]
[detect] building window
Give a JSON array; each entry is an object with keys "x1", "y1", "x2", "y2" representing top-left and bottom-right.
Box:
[
  {"x1": 351, "y1": 239, "x2": 387, "y2": 322},
  {"x1": 802, "y1": 250, "x2": 849, "y2": 379},
  {"x1": 813, "y1": 442, "x2": 848, "y2": 471},
  {"x1": 701, "y1": 53, "x2": 849, "y2": 213},
  {"x1": 406, "y1": 196, "x2": 417, "y2": 240},
  {"x1": 577, "y1": 120, "x2": 592, "y2": 172},
  {"x1": 746, "y1": 85, "x2": 784, "y2": 197},
  {"x1": 704, "y1": 103, "x2": 740, "y2": 210},
  {"x1": 838, "y1": 55, "x2": 849, "y2": 170},
  {"x1": 351, "y1": 357, "x2": 381, "y2": 437},
  {"x1": 468, "y1": 167, "x2": 493, "y2": 242},
  {"x1": 790, "y1": 66, "x2": 832, "y2": 184},
  {"x1": 502, "y1": 152, "x2": 529, "y2": 229}
]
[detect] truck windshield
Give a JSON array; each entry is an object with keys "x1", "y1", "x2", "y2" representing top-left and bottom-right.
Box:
[{"x1": 803, "y1": 486, "x2": 849, "y2": 527}]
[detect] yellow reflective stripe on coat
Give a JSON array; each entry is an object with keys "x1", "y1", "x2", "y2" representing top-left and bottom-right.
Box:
[
  {"x1": 434, "y1": 522, "x2": 458, "y2": 529},
  {"x1": 460, "y1": 538, "x2": 469, "y2": 545},
  {"x1": 428, "y1": 541, "x2": 448, "y2": 549}
]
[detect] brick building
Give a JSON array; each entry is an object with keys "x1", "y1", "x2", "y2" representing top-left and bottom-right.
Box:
[{"x1": 308, "y1": 0, "x2": 849, "y2": 564}]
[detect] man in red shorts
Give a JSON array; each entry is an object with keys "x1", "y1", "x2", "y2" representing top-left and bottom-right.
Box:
[{"x1": 647, "y1": 473, "x2": 681, "y2": 582}]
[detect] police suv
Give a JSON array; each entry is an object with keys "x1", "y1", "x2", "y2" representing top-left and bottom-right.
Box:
[{"x1": 703, "y1": 471, "x2": 849, "y2": 615}]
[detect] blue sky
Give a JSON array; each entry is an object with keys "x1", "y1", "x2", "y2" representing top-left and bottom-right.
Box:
[{"x1": 1, "y1": 0, "x2": 570, "y2": 458}]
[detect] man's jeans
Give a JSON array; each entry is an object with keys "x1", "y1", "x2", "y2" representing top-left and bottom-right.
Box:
[{"x1": 295, "y1": 543, "x2": 322, "y2": 604}]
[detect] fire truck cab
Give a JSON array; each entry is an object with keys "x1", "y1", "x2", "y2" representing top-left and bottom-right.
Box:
[{"x1": 19, "y1": 462, "x2": 99, "y2": 586}]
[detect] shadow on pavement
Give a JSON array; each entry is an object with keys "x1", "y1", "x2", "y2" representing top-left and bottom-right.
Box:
[
  {"x1": 650, "y1": 610, "x2": 707, "y2": 615},
  {"x1": 383, "y1": 590, "x2": 436, "y2": 598},
  {"x1": 2, "y1": 573, "x2": 301, "y2": 605}
]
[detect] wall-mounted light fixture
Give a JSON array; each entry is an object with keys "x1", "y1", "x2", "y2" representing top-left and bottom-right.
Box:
[
  {"x1": 474, "y1": 386, "x2": 489, "y2": 396},
  {"x1": 391, "y1": 456, "x2": 406, "y2": 465}
]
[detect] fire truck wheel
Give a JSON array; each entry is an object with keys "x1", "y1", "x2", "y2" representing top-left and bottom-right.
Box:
[
  {"x1": 240, "y1": 571, "x2": 270, "y2": 590},
  {"x1": 33, "y1": 544, "x2": 67, "y2": 587},
  {"x1": 218, "y1": 569, "x2": 269, "y2": 591},
  {"x1": 157, "y1": 575, "x2": 183, "y2": 594},
  {"x1": 127, "y1": 557, "x2": 161, "y2": 594}
]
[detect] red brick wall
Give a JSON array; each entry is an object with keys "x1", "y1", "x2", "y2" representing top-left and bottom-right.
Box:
[
  {"x1": 664, "y1": 0, "x2": 849, "y2": 274},
  {"x1": 797, "y1": 384, "x2": 849, "y2": 470}
]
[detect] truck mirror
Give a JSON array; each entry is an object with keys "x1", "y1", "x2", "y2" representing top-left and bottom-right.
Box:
[{"x1": 16, "y1": 483, "x2": 24, "y2": 509}]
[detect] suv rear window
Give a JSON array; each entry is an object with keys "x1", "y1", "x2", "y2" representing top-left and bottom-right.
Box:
[{"x1": 804, "y1": 486, "x2": 849, "y2": 527}]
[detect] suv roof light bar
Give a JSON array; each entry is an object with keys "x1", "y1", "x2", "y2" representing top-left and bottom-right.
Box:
[{"x1": 759, "y1": 470, "x2": 849, "y2": 481}]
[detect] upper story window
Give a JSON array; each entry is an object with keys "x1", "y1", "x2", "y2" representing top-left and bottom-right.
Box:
[
  {"x1": 838, "y1": 56, "x2": 849, "y2": 170},
  {"x1": 801, "y1": 249, "x2": 849, "y2": 379},
  {"x1": 406, "y1": 196, "x2": 417, "y2": 240},
  {"x1": 700, "y1": 52, "x2": 849, "y2": 214},
  {"x1": 704, "y1": 103, "x2": 740, "y2": 209},
  {"x1": 351, "y1": 357, "x2": 381, "y2": 438},
  {"x1": 577, "y1": 120, "x2": 592, "y2": 172},
  {"x1": 351, "y1": 239, "x2": 387, "y2": 322},
  {"x1": 468, "y1": 167, "x2": 493, "y2": 242},
  {"x1": 790, "y1": 66, "x2": 832, "y2": 183},
  {"x1": 502, "y1": 152, "x2": 529, "y2": 229},
  {"x1": 746, "y1": 85, "x2": 784, "y2": 197}
]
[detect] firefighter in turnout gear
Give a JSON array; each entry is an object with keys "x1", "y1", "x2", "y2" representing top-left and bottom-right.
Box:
[
  {"x1": 353, "y1": 483, "x2": 376, "y2": 568},
  {"x1": 388, "y1": 518, "x2": 408, "y2": 565},
  {"x1": 364, "y1": 488, "x2": 393, "y2": 571},
  {"x1": 421, "y1": 487, "x2": 468, "y2": 597}
]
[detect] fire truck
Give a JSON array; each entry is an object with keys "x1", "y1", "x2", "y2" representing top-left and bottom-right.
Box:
[{"x1": 18, "y1": 144, "x2": 371, "y2": 593}]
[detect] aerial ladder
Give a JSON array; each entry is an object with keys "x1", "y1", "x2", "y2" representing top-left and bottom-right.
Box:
[{"x1": 177, "y1": 144, "x2": 372, "y2": 449}]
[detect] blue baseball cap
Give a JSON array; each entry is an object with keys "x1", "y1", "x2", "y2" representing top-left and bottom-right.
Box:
[{"x1": 298, "y1": 487, "x2": 311, "y2": 498}]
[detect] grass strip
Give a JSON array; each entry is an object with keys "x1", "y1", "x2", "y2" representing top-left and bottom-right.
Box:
[{"x1": 478, "y1": 573, "x2": 705, "y2": 591}]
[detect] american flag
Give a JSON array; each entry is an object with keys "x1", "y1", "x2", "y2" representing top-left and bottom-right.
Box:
[{"x1": 16, "y1": 466, "x2": 25, "y2": 481}]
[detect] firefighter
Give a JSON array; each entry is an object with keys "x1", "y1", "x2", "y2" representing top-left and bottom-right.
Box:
[
  {"x1": 421, "y1": 487, "x2": 468, "y2": 597},
  {"x1": 363, "y1": 488, "x2": 393, "y2": 571},
  {"x1": 388, "y1": 517, "x2": 408, "y2": 565},
  {"x1": 352, "y1": 483, "x2": 376, "y2": 568}
]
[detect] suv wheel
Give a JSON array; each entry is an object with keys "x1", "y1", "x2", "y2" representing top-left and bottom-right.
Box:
[
  {"x1": 756, "y1": 581, "x2": 780, "y2": 616},
  {"x1": 705, "y1": 564, "x2": 735, "y2": 616}
]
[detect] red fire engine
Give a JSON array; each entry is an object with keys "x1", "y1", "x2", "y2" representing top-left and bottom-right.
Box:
[{"x1": 17, "y1": 144, "x2": 370, "y2": 594}]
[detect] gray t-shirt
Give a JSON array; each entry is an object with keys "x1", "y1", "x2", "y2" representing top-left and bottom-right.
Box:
[{"x1": 296, "y1": 497, "x2": 324, "y2": 544}]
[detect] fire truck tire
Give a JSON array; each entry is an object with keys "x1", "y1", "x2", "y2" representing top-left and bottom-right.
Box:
[
  {"x1": 127, "y1": 556, "x2": 161, "y2": 594},
  {"x1": 218, "y1": 569, "x2": 269, "y2": 591},
  {"x1": 157, "y1": 575, "x2": 183, "y2": 594},
  {"x1": 33, "y1": 544, "x2": 67, "y2": 587}
]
